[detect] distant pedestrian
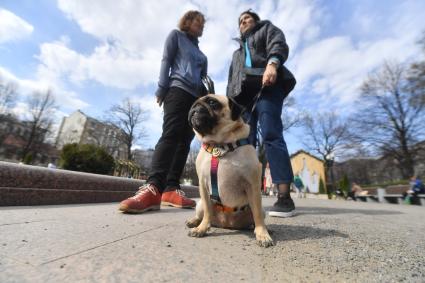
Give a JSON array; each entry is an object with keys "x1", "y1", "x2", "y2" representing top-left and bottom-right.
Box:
[
  {"x1": 264, "y1": 163, "x2": 274, "y2": 196},
  {"x1": 403, "y1": 176, "x2": 425, "y2": 204},
  {"x1": 347, "y1": 182, "x2": 365, "y2": 201},
  {"x1": 293, "y1": 174, "x2": 305, "y2": 198}
]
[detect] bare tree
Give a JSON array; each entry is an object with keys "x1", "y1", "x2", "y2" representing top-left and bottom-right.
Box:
[
  {"x1": 0, "y1": 77, "x2": 18, "y2": 115},
  {"x1": 407, "y1": 31, "x2": 425, "y2": 108},
  {"x1": 281, "y1": 96, "x2": 304, "y2": 132},
  {"x1": 302, "y1": 112, "x2": 352, "y2": 162},
  {"x1": 0, "y1": 77, "x2": 19, "y2": 146},
  {"x1": 352, "y1": 61, "x2": 425, "y2": 178},
  {"x1": 21, "y1": 89, "x2": 57, "y2": 162},
  {"x1": 301, "y1": 112, "x2": 353, "y2": 192},
  {"x1": 105, "y1": 97, "x2": 149, "y2": 161}
]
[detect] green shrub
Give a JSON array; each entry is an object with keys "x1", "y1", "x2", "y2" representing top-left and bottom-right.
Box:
[
  {"x1": 59, "y1": 143, "x2": 115, "y2": 175},
  {"x1": 338, "y1": 174, "x2": 350, "y2": 197},
  {"x1": 22, "y1": 153, "x2": 33, "y2": 164},
  {"x1": 319, "y1": 178, "x2": 326, "y2": 194}
]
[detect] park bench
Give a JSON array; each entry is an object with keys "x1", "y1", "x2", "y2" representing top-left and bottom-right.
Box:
[
  {"x1": 355, "y1": 194, "x2": 379, "y2": 203},
  {"x1": 356, "y1": 186, "x2": 425, "y2": 205}
]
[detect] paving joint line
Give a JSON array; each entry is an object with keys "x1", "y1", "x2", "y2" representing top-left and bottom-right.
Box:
[
  {"x1": 39, "y1": 224, "x2": 168, "y2": 265},
  {"x1": 0, "y1": 219, "x2": 57, "y2": 227}
]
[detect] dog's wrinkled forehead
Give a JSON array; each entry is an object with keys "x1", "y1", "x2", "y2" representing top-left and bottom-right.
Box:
[{"x1": 197, "y1": 95, "x2": 225, "y2": 112}]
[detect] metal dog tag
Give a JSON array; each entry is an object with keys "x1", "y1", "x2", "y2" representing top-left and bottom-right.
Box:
[{"x1": 212, "y1": 148, "x2": 221, "y2": 157}]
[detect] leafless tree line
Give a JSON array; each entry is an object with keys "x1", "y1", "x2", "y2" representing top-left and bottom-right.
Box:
[
  {"x1": 0, "y1": 78, "x2": 18, "y2": 145},
  {"x1": 103, "y1": 97, "x2": 149, "y2": 161},
  {"x1": 1, "y1": 73, "x2": 150, "y2": 163},
  {"x1": 300, "y1": 33, "x2": 425, "y2": 180},
  {"x1": 0, "y1": 77, "x2": 57, "y2": 162}
]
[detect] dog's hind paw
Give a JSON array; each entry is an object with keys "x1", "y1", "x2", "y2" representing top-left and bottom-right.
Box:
[
  {"x1": 188, "y1": 227, "x2": 207, "y2": 237},
  {"x1": 185, "y1": 217, "x2": 201, "y2": 228}
]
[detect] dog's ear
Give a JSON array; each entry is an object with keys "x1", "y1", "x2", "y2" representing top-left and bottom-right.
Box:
[{"x1": 228, "y1": 98, "x2": 243, "y2": 121}]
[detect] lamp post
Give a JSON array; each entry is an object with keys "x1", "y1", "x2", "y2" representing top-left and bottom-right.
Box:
[{"x1": 325, "y1": 152, "x2": 335, "y2": 196}]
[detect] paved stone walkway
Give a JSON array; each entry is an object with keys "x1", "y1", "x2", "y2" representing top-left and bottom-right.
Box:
[{"x1": 1, "y1": 197, "x2": 424, "y2": 282}]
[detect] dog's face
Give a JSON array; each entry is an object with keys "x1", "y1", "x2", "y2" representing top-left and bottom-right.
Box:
[{"x1": 188, "y1": 95, "x2": 247, "y2": 143}]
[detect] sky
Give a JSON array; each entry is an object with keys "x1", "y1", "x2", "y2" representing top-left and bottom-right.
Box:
[{"x1": 1, "y1": 0, "x2": 425, "y2": 154}]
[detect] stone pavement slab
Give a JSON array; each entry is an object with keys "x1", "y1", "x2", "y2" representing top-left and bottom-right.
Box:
[{"x1": 1, "y1": 197, "x2": 424, "y2": 282}]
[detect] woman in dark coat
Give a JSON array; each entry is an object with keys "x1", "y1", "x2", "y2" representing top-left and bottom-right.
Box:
[{"x1": 227, "y1": 10, "x2": 296, "y2": 217}]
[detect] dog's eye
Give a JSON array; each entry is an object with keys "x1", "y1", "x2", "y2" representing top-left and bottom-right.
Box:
[{"x1": 206, "y1": 98, "x2": 221, "y2": 110}]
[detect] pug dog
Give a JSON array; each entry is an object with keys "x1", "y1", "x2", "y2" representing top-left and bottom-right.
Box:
[{"x1": 186, "y1": 94, "x2": 273, "y2": 247}]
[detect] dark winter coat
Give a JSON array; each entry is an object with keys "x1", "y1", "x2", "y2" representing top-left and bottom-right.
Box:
[{"x1": 226, "y1": 20, "x2": 296, "y2": 106}]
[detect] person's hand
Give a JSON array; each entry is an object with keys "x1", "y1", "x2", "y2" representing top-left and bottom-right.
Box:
[
  {"x1": 156, "y1": 95, "x2": 164, "y2": 107},
  {"x1": 155, "y1": 86, "x2": 167, "y2": 107},
  {"x1": 262, "y1": 63, "x2": 278, "y2": 86}
]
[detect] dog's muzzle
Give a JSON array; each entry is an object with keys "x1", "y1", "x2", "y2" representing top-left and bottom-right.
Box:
[{"x1": 188, "y1": 100, "x2": 217, "y2": 136}]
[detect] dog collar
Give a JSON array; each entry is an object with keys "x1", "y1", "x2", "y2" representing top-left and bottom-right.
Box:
[
  {"x1": 212, "y1": 201, "x2": 250, "y2": 213},
  {"x1": 202, "y1": 138, "x2": 250, "y2": 202},
  {"x1": 202, "y1": 138, "x2": 250, "y2": 157}
]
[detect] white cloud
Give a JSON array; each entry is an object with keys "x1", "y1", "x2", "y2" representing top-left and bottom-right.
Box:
[
  {"x1": 36, "y1": 0, "x2": 320, "y2": 104},
  {"x1": 0, "y1": 9, "x2": 34, "y2": 43},
  {"x1": 52, "y1": 0, "x2": 240, "y2": 87},
  {"x1": 291, "y1": 0, "x2": 425, "y2": 114},
  {"x1": 36, "y1": 39, "x2": 161, "y2": 89},
  {"x1": 58, "y1": 0, "x2": 195, "y2": 52},
  {"x1": 265, "y1": 0, "x2": 322, "y2": 51},
  {"x1": 3, "y1": 0, "x2": 425, "y2": 150},
  {"x1": 0, "y1": 66, "x2": 88, "y2": 113}
]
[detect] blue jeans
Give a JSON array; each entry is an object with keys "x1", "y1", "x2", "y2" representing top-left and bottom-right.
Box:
[{"x1": 246, "y1": 86, "x2": 294, "y2": 185}]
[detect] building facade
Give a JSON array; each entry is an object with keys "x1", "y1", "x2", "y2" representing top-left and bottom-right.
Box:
[
  {"x1": 290, "y1": 150, "x2": 326, "y2": 193},
  {"x1": 132, "y1": 148, "x2": 154, "y2": 178},
  {"x1": 55, "y1": 110, "x2": 127, "y2": 160},
  {"x1": 0, "y1": 114, "x2": 58, "y2": 164}
]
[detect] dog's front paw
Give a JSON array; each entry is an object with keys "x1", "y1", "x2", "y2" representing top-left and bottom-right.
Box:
[
  {"x1": 255, "y1": 227, "x2": 274, "y2": 248},
  {"x1": 188, "y1": 227, "x2": 208, "y2": 237},
  {"x1": 185, "y1": 217, "x2": 202, "y2": 228}
]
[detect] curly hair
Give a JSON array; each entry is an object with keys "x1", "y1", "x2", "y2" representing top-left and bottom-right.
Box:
[{"x1": 178, "y1": 10, "x2": 205, "y2": 32}]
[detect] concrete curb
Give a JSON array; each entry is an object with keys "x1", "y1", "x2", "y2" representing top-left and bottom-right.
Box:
[{"x1": 0, "y1": 161, "x2": 199, "y2": 206}]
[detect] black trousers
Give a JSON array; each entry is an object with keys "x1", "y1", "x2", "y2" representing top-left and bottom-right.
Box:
[{"x1": 147, "y1": 87, "x2": 197, "y2": 193}]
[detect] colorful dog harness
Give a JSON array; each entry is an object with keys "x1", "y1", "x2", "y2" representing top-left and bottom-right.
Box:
[{"x1": 202, "y1": 138, "x2": 250, "y2": 211}]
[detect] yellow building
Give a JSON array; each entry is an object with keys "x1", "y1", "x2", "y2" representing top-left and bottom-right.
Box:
[{"x1": 290, "y1": 150, "x2": 327, "y2": 193}]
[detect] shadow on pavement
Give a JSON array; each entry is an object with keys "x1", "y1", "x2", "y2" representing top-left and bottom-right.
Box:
[
  {"x1": 264, "y1": 206, "x2": 403, "y2": 216},
  {"x1": 203, "y1": 224, "x2": 348, "y2": 244},
  {"x1": 267, "y1": 224, "x2": 348, "y2": 243},
  {"x1": 0, "y1": 203, "x2": 196, "y2": 214}
]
